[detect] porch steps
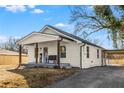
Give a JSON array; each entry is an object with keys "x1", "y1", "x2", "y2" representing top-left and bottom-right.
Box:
[{"x1": 25, "y1": 63, "x2": 72, "y2": 69}]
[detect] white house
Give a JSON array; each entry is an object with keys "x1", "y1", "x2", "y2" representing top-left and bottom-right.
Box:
[{"x1": 17, "y1": 25, "x2": 104, "y2": 68}]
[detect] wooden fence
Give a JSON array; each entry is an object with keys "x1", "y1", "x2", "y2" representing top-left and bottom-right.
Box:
[{"x1": 0, "y1": 54, "x2": 28, "y2": 65}]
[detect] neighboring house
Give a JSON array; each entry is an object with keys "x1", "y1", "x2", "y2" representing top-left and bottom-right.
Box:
[
  {"x1": 0, "y1": 49, "x2": 28, "y2": 65},
  {"x1": 17, "y1": 25, "x2": 104, "y2": 68}
]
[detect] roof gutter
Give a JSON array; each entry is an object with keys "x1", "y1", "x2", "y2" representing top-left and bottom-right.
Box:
[{"x1": 80, "y1": 43, "x2": 85, "y2": 69}]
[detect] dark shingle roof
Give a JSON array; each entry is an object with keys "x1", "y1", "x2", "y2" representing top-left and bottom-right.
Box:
[{"x1": 45, "y1": 25, "x2": 103, "y2": 49}]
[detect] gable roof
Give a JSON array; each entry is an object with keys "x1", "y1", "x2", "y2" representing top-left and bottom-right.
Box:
[
  {"x1": 16, "y1": 32, "x2": 60, "y2": 45},
  {"x1": 42, "y1": 25, "x2": 104, "y2": 49}
]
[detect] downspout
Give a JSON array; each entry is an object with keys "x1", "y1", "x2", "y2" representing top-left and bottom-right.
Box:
[
  {"x1": 80, "y1": 43, "x2": 85, "y2": 69},
  {"x1": 57, "y1": 36, "x2": 63, "y2": 68}
]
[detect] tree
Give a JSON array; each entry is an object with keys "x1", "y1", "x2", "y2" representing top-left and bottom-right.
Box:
[
  {"x1": 69, "y1": 5, "x2": 124, "y2": 49},
  {"x1": 0, "y1": 37, "x2": 19, "y2": 52}
]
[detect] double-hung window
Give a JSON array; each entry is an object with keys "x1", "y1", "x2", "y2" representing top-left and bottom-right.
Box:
[
  {"x1": 86, "y1": 46, "x2": 89, "y2": 58},
  {"x1": 97, "y1": 49, "x2": 99, "y2": 58},
  {"x1": 60, "y1": 46, "x2": 66, "y2": 58}
]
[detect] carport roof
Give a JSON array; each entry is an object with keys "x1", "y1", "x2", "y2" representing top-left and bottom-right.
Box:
[{"x1": 104, "y1": 49, "x2": 124, "y2": 54}]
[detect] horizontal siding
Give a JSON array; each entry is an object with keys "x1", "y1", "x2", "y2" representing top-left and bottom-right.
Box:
[
  {"x1": 82, "y1": 44, "x2": 102, "y2": 68},
  {"x1": 60, "y1": 42, "x2": 80, "y2": 67}
]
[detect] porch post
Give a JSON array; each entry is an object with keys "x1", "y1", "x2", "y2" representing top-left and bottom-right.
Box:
[
  {"x1": 35, "y1": 43, "x2": 38, "y2": 64},
  {"x1": 57, "y1": 40, "x2": 60, "y2": 68},
  {"x1": 18, "y1": 45, "x2": 22, "y2": 68}
]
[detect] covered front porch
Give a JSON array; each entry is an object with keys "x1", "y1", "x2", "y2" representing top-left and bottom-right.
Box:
[{"x1": 16, "y1": 32, "x2": 72, "y2": 68}]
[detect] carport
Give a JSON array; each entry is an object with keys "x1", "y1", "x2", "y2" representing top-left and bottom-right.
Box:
[{"x1": 103, "y1": 49, "x2": 124, "y2": 66}]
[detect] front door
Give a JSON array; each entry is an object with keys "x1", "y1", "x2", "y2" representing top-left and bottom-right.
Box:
[{"x1": 43, "y1": 47, "x2": 48, "y2": 63}]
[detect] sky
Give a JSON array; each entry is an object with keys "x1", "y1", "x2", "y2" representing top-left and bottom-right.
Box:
[{"x1": 0, "y1": 5, "x2": 113, "y2": 49}]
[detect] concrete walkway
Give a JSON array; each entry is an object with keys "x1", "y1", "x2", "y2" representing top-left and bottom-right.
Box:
[{"x1": 48, "y1": 66, "x2": 124, "y2": 88}]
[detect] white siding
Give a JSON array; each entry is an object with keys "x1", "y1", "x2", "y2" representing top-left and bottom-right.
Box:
[
  {"x1": 43, "y1": 28, "x2": 59, "y2": 35},
  {"x1": 82, "y1": 44, "x2": 102, "y2": 68},
  {"x1": 60, "y1": 42, "x2": 80, "y2": 67},
  {"x1": 27, "y1": 45, "x2": 35, "y2": 63},
  {"x1": 38, "y1": 41, "x2": 57, "y2": 55},
  {"x1": 42, "y1": 28, "x2": 81, "y2": 67},
  {"x1": 26, "y1": 41, "x2": 81, "y2": 67},
  {"x1": 26, "y1": 41, "x2": 57, "y2": 63}
]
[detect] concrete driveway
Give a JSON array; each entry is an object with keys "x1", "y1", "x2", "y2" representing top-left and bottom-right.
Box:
[{"x1": 48, "y1": 66, "x2": 124, "y2": 88}]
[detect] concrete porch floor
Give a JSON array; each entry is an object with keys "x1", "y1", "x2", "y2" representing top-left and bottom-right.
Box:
[{"x1": 25, "y1": 63, "x2": 72, "y2": 69}]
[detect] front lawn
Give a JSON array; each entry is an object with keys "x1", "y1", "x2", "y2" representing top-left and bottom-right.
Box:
[{"x1": 0, "y1": 65, "x2": 79, "y2": 88}]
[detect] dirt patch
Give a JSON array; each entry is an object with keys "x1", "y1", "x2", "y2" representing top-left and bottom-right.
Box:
[{"x1": 0, "y1": 65, "x2": 79, "y2": 88}]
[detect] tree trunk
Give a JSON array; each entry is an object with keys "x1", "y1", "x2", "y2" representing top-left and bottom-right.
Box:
[{"x1": 111, "y1": 30, "x2": 118, "y2": 48}]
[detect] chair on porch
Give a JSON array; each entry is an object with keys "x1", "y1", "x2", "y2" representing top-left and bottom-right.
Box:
[{"x1": 48, "y1": 55, "x2": 57, "y2": 64}]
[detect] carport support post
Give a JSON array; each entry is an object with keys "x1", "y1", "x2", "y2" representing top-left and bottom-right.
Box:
[
  {"x1": 108, "y1": 53, "x2": 109, "y2": 65},
  {"x1": 103, "y1": 51, "x2": 107, "y2": 66},
  {"x1": 102, "y1": 50, "x2": 105, "y2": 66},
  {"x1": 18, "y1": 45, "x2": 22, "y2": 68}
]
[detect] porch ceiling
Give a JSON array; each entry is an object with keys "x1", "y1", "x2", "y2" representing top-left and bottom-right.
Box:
[{"x1": 17, "y1": 32, "x2": 61, "y2": 45}]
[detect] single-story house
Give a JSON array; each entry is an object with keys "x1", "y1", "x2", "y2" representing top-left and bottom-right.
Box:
[{"x1": 17, "y1": 25, "x2": 105, "y2": 68}]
